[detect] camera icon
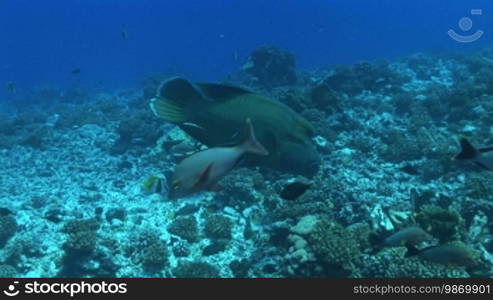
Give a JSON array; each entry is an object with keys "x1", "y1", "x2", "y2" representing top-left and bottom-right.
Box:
[
  {"x1": 448, "y1": 9, "x2": 484, "y2": 43},
  {"x1": 3, "y1": 281, "x2": 20, "y2": 297}
]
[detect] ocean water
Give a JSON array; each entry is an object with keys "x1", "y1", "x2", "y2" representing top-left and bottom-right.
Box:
[{"x1": 1, "y1": 0, "x2": 493, "y2": 278}]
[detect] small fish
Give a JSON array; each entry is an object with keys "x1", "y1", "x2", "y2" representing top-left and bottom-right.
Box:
[
  {"x1": 453, "y1": 136, "x2": 493, "y2": 171},
  {"x1": 409, "y1": 188, "x2": 419, "y2": 213},
  {"x1": 382, "y1": 226, "x2": 432, "y2": 247},
  {"x1": 405, "y1": 243, "x2": 477, "y2": 267},
  {"x1": 169, "y1": 118, "x2": 268, "y2": 199},
  {"x1": 71, "y1": 68, "x2": 81, "y2": 74},
  {"x1": 121, "y1": 29, "x2": 128, "y2": 40},
  {"x1": 142, "y1": 175, "x2": 168, "y2": 194},
  {"x1": 5, "y1": 82, "x2": 16, "y2": 94},
  {"x1": 400, "y1": 164, "x2": 420, "y2": 176},
  {"x1": 280, "y1": 180, "x2": 311, "y2": 200}
]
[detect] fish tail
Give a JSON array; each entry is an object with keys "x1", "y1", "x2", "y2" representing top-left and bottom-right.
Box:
[
  {"x1": 241, "y1": 118, "x2": 269, "y2": 156},
  {"x1": 453, "y1": 136, "x2": 479, "y2": 160},
  {"x1": 149, "y1": 77, "x2": 204, "y2": 123}
]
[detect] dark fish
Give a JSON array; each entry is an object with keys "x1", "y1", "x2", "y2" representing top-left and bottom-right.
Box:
[
  {"x1": 400, "y1": 164, "x2": 420, "y2": 175},
  {"x1": 454, "y1": 136, "x2": 493, "y2": 171},
  {"x1": 405, "y1": 243, "x2": 477, "y2": 267},
  {"x1": 121, "y1": 30, "x2": 128, "y2": 39},
  {"x1": 5, "y1": 82, "x2": 16, "y2": 94},
  {"x1": 382, "y1": 226, "x2": 432, "y2": 247},
  {"x1": 0, "y1": 207, "x2": 13, "y2": 216},
  {"x1": 409, "y1": 188, "x2": 419, "y2": 213},
  {"x1": 71, "y1": 68, "x2": 81, "y2": 74},
  {"x1": 150, "y1": 77, "x2": 320, "y2": 176},
  {"x1": 280, "y1": 180, "x2": 311, "y2": 200}
]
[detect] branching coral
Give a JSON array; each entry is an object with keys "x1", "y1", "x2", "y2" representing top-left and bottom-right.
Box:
[
  {"x1": 241, "y1": 46, "x2": 297, "y2": 87},
  {"x1": 415, "y1": 205, "x2": 465, "y2": 243},
  {"x1": 172, "y1": 261, "x2": 219, "y2": 278},
  {"x1": 204, "y1": 214, "x2": 233, "y2": 240},
  {"x1": 167, "y1": 216, "x2": 199, "y2": 243},
  {"x1": 307, "y1": 221, "x2": 362, "y2": 275},
  {"x1": 131, "y1": 230, "x2": 169, "y2": 273},
  {"x1": 0, "y1": 264, "x2": 17, "y2": 278}
]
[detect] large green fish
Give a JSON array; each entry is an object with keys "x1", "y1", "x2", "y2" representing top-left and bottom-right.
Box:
[{"x1": 150, "y1": 77, "x2": 320, "y2": 176}]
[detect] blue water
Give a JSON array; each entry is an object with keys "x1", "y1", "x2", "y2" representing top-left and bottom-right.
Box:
[{"x1": 1, "y1": 0, "x2": 492, "y2": 97}]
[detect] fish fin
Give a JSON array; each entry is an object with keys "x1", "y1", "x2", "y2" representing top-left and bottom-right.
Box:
[
  {"x1": 474, "y1": 161, "x2": 491, "y2": 170},
  {"x1": 280, "y1": 182, "x2": 311, "y2": 200},
  {"x1": 181, "y1": 122, "x2": 208, "y2": 135},
  {"x1": 149, "y1": 77, "x2": 205, "y2": 123},
  {"x1": 197, "y1": 83, "x2": 253, "y2": 100},
  {"x1": 404, "y1": 243, "x2": 421, "y2": 257},
  {"x1": 299, "y1": 118, "x2": 315, "y2": 137},
  {"x1": 154, "y1": 178, "x2": 163, "y2": 194},
  {"x1": 241, "y1": 118, "x2": 269, "y2": 156},
  {"x1": 233, "y1": 153, "x2": 246, "y2": 168},
  {"x1": 479, "y1": 147, "x2": 493, "y2": 153},
  {"x1": 214, "y1": 132, "x2": 243, "y2": 147},
  {"x1": 453, "y1": 136, "x2": 479, "y2": 160},
  {"x1": 194, "y1": 163, "x2": 214, "y2": 189}
]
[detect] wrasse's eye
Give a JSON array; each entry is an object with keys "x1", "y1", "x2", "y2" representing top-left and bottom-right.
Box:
[{"x1": 172, "y1": 180, "x2": 180, "y2": 189}]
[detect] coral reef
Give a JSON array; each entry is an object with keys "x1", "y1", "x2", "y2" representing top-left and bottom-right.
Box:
[
  {"x1": 126, "y1": 230, "x2": 169, "y2": 274},
  {"x1": 59, "y1": 218, "x2": 100, "y2": 276},
  {"x1": 204, "y1": 214, "x2": 233, "y2": 240},
  {"x1": 362, "y1": 249, "x2": 470, "y2": 278},
  {"x1": 111, "y1": 111, "x2": 162, "y2": 155},
  {"x1": 307, "y1": 221, "x2": 362, "y2": 276},
  {"x1": 415, "y1": 205, "x2": 465, "y2": 243},
  {"x1": 0, "y1": 215, "x2": 17, "y2": 248},
  {"x1": 172, "y1": 261, "x2": 220, "y2": 278},
  {"x1": 321, "y1": 61, "x2": 410, "y2": 96},
  {"x1": 0, "y1": 264, "x2": 17, "y2": 278},
  {"x1": 167, "y1": 217, "x2": 199, "y2": 243},
  {"x1": 240, "y1": 46, "x2": 297, "y2": 87},
  {"x1": 2, "y1": 46, "x2": 493, "y2": 278}
]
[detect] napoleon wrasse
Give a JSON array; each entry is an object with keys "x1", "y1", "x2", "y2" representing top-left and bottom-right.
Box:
[{"x1": 150, "y1": 77, "x2": 320, "y2": 176}]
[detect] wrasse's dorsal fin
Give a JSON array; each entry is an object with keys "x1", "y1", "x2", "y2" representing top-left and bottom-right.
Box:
[{"x1": 197, "y1": 83, "x2": 253, "y2": 100}]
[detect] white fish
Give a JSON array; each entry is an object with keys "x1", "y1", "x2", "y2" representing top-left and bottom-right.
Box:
[{"x1": 169, "y1": 118, "x2": 268, "y2": 199}]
